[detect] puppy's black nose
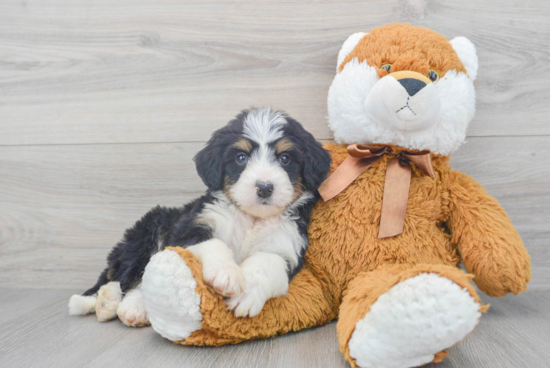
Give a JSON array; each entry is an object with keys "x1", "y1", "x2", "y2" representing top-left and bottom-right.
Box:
[
  {"x1": 256, "y1": 181, "x2": 274, "y2": 199},
  {"x1": 398, "y1": 78, "x2": 426, "y2": 97}
]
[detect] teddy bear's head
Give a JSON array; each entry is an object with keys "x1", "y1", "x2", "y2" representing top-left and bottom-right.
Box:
[{"x1": 328, "y1": 23, "x2": 478, "y2": 155}]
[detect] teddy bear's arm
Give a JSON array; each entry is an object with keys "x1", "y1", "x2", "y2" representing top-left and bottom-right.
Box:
[{"x1": 447, "y1": 171, "x2": 531, "y2": 297}]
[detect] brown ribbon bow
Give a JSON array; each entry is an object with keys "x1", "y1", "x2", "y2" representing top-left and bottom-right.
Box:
[{"x1": 318, "y1": 144, "x2": 435, "y2": 238}]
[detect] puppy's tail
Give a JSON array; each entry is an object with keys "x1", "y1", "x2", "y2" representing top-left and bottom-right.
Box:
[
  {"x1": 68, "y1": 268, "x2": 109, "y2": 315},
  {"x1": 68, "y1": 294, "x2": 97, "y2": 315}
]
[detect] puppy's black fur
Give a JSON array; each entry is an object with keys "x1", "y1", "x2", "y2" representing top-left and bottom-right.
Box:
[{"x1": 82, "y1": 109, "x2": 331, "y2": 297}]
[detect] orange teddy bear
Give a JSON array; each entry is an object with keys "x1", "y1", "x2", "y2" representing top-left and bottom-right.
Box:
[{"x1": 141, "y1": 24, "x2": 531, "y2": 368}]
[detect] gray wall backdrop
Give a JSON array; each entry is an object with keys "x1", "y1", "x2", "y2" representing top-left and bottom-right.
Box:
[{"x1": 0, "y1": 0, "x2": 548, "y2": 292}]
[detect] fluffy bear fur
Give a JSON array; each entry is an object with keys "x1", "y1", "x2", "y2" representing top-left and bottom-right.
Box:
[{"x1": 328, "y1": 24, "x2": 478, "y2": 155}]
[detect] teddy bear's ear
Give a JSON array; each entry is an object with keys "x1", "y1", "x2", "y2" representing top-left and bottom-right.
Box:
[
  {"x1": 336, "y1": 32, "x2": 367, "y2": 72},
  {"x1": 450, "y1": 37, "x2": 478, "y2": 81}
]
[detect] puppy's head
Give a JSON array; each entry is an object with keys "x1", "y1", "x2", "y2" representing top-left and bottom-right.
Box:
[{"x1": 194, "y1": 108, "x2": 331, "y2": 217}]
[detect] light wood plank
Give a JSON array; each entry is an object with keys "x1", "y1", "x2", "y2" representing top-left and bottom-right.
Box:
[
  {"x1": 0, "y1": 288, "x2": 67, "y2": 324},
  {"x1": 0, "y1": 291, "x2": 133, "y2": 368},
  {"x1": 0, "y1": 142, "x2": 207, "y2": 289},
  {"x1": 428, "y1": 292, "x2": 550, "y2": 368},
  {"x1": 0, "y1": 136, "x2": 548, "y2": 291},
  {"x1": 0, "y1": 289, "x2": 549, "y2": 368},
  {"x1": 1, "y1": 0, "x2": 550, "y2": 146}
]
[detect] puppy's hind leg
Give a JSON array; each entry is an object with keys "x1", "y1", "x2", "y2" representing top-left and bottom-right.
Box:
[
  {"x1": 68, "y1": 295, "x2": 97, "y2": 315},
  {"x1": 96, "y1": 281, "x2": 122, "y2": 322},
  {"x1": 117, "y1": 287, "x2": 150, "y2": 327},
  {"x1": 68, "y1": 268, "x2": 108, "y2": 316}
]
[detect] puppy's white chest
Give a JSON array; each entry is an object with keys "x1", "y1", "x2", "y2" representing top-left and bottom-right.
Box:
[
  {"x1": 199, "y1": 200, "x2": 286, "y2": 263},
  {"x1": 220, "y1": 212, "x2": 283, "y2": 263}
]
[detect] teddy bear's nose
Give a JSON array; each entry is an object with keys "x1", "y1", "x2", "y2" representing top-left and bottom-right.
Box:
[{"x1": 398, "y1": 78, "x2": 427, "y2": 97}]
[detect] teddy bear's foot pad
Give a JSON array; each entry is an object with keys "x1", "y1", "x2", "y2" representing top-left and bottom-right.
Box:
[
  {"x1": 141, "y1": 249, "x2": 202, "y2": 341},
  {"x1": 348, "y1": 273, "x2": 481, "y2": 368}
]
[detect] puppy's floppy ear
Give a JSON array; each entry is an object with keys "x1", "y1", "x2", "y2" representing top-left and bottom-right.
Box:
[
  {"x1": 194, "y1": 131, "x2": 226, "y2": 191},
  {"x1": 194, "y1": 111, "x2": 247, "y2": 191},
  {"x1": 302, "y1": 136, "x2": 331, "y2": 192},
  {"x1": 284, "y1": 116, "x2": 332, "y2": 192}
]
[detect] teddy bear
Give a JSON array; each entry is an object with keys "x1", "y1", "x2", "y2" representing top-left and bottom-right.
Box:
[{"x1": 139, "y1": 23, "x2": 531, "y2": 368}]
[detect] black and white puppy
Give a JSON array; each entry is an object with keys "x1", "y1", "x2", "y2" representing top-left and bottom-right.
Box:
[{"x1": 69, "y1": 107, "x2": 331, "y2": 325}]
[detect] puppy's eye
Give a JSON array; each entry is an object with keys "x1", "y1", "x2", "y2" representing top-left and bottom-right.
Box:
[
  {"x1": 278, "y1": 154, "x2": 291, "y2": 166},
  {"x1": 236, "y1": 153, "x2": 248, "y2": 165},
  {"x1": 380, "y1": 64, "x2": 392, "y2": 73},
  {"x1": 428, "y1": 70, "x2": 439, "y2": 82}
]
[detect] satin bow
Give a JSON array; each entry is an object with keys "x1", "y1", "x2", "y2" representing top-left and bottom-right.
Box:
[{"x1": 318, "y1": 144, "x2": 435, "y2": 238}]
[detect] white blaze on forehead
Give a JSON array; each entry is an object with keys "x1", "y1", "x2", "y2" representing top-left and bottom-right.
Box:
[
  {"x1": 243, "y1": 108, "x2": 287, "y2": 147},
  {"x1": 230, "y1": 108, "x2": 295, "y2": 218}
]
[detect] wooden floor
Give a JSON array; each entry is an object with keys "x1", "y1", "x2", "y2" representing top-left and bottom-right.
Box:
[
  {"x1": 2, "y1": 0, "x2": 550, "y2": 367},
  {"x1": 0, "y1": 289, "x2": 549, "y2": 368}
]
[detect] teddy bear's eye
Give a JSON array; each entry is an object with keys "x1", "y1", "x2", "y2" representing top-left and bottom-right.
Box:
[
  {"x1": 380, "y1": 64, "x2": 392, "y2": 73},
  {"x1": 428, "y1": 70, "x2": 439, "y2": 82}
]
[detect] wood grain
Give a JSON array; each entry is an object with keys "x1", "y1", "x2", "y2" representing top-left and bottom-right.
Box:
[
  {"x1": 0, "y1": 136, "x2": 548, "y2": 291},
  {"x1": 1, "y1": 1, "x2": 549, "y2": 366},
  {"x1": 1, "y1": 0, "x2": 550, "y2": 146},
  {"x1": 0, "y1": 289, "x2": 549, "y2": 368},
  {"x1": 0, "y1": 142, "x2": 207, "y2": 289}
]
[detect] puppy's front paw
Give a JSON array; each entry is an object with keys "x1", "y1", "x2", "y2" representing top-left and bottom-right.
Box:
[
  {"x1": 203, "y1": 262, "x2": 245, "y2": 297},
  {"x1": 225, "y1": 285, "x2": 267, "y2": 318}
]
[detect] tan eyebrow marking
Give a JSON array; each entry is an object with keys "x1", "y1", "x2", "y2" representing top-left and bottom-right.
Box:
[
  {"x1": 233, "y1": 138, "x2": 253, "y2": 152},
  {"x1": 274, "y1": 138, "x2": 294, "y2": 154}
]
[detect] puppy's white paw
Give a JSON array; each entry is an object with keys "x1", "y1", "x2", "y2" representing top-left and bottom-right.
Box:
[
  {"x1": 118, "y1": 304, "x2": 150, "y2": 327},
  {"x1": 203, "y1": 262, "x2": 245, "y2": 297},
  {"x1": 117, "y1": 288, "x2": 150, "y2": 327},
  {"x1": 96, "y1": 281, "x2": 122, "y2": 322},
  {"x1": 225, "y1": 285, "x2": 267, "y2": 318},
  {"x1": 68, "y1": 294, "x2": 97, "y2": 315}
]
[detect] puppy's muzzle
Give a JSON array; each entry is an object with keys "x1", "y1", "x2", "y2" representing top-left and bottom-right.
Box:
[{"x1": 256, "y1": 181, "x2": 274, "y2": 199}]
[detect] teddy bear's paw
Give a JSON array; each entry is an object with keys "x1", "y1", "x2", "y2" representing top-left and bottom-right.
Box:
[
  {"x1": 348, "y1": 273, "x2": 481, "y2": 368},
  {"x1": 141, "y1": 249, "x2": 202, "y2": 341},
  {"x1": 473, "y1": 257, "x2": 531, "y2": 297},
  {"x1": 95, "y1": 281, "x2": 122, "y2": 322},
  {"x1": 225, "y1": 284, "x2": 267, "y2": 318},
  {"x1": 117, "y1": 287, "x2": 150, "y2": 327},
  {"x1": 202, "y1": 260, "x2": 246, "y2": 297}
]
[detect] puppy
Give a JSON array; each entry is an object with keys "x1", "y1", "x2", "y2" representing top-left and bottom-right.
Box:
[{"x1": 69, "y1": 107, "x2": 331, "y2": 326}]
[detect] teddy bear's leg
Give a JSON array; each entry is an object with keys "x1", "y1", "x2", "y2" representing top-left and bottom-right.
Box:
[
  {"x1": 338, "y1": 264, "x2": 487, "y2": 368},
  {"x1": 140, "y1": 248, "x2": 203, "y2": 341},
  {"x1": 141, "y1": 247, "x2": 335, "y2": 345}
]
